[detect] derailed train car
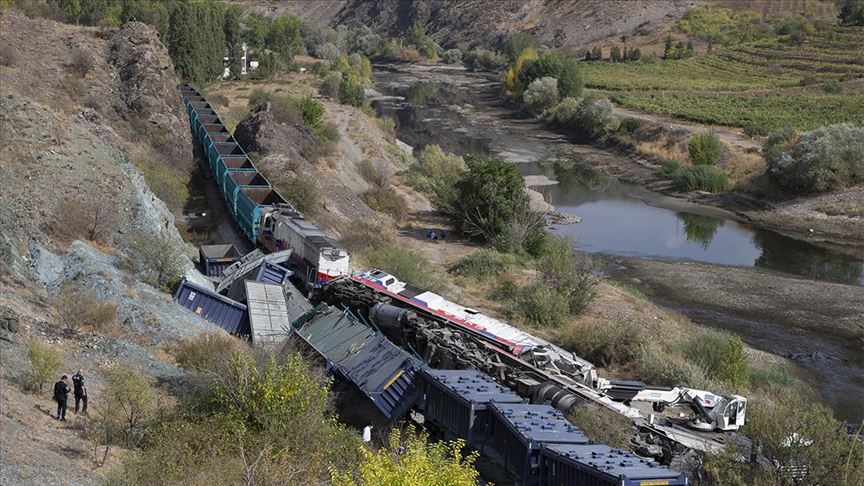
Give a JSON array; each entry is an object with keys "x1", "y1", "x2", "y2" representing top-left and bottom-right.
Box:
[{"x1": 180, "y1": 86, "x2": 350, "y2": 287}]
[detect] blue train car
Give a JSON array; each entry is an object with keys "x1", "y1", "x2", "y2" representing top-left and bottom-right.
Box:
[
  {"x1": 420, "y1": 369, "x2": 524, "y2": 446},
  {"x1": 173, "y1": 277, "x2": 249, "y2": 335},
  {"x1": 486, "y1": 403, "x2": 592, "y2": 486},
  {"x1": 540, "y1": 444, "x2": 689, "y2": 486}
]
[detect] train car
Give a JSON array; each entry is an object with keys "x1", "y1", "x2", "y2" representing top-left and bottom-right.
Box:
[
  {"x1": 420, "y1": 369, "x2": 525, "y2": 445},
  {"x1": 540, "y1": 444, "x2": 689, "y2": 486},
  {"x1": 485, "y1": 403, "x2": 592, "y2": 485}
]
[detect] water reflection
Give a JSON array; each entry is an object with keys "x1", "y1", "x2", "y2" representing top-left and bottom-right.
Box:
[
  {"x1": 754, "y1": 231, "x2": 864, "y2": 284},
  {"x1": 677, "y1": 212, "x2": 724, "y2": 250}
]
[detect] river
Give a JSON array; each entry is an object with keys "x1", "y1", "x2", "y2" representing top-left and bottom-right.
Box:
[{"x1": 371, "y1": 63, "x2": 864, "y2": 421}]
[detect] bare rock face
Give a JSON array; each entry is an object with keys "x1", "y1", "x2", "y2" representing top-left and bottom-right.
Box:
[
  {"x1": 108, "y1": 21, "x2": 179, "y2": 118},
  {"x1": 234, "y1": 102, "x2": 316, "y2": 160}
]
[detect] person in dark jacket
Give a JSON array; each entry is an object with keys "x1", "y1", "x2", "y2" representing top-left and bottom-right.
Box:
[
  {"x1": 72, "y1": 369, "x2": 87, "y2": 414},
  {"x1": 53, "y1": 375, "x2": 71, "y2": 421}
]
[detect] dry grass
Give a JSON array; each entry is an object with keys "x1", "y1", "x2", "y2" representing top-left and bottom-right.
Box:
[
  {"x1": 633, "y1": 136, "x2": 689, "y2": 163},
  {"x1": 814, "y1": 199, "x2": 864, "y2": 218},
  {"x1": 723, "y1": 151, "x2": 767, "y2": 190}
]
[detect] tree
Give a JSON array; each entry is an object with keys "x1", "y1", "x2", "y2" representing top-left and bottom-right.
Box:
[
  {"x1": 449, "y1": 155, "x2": 528, "y2": 243},
  {"x1": 103, "y1": 365, "x2": 159, "y2": 447},
  {"x1": 243, "y1": 12, "x2": 272, "y2": 49},
  {"x1": 59, "y1": 0, "x2": 82, "y2": 25},
  {"x1": 505, "y1": 31, "x2": 537, "y2": 62},
  {"x1": 610, "y1": 46, "x2": 622, "y2": 62},
  {"x1": 537, "y1": 235, "x2": 598, "y2": 314},
  {"x1": 123, "y1": 231, "x2": 187, "y2": 290},
  {"x1": 268, "y1": 13, "x2": 303, "y2": 61},
  {"x1": 331, "y1": 426, "x2": 479, "y2": 486},
  {"x1": 839, "y1": 0, "x2": 864, "y2": 26},
  {"x1": 504, "y1": 47, "x2": 538, "y2": 94},
  {"x1": 224, "y1": 5, "x2": 243, "y2": 80},
  {"x1": 26, "y1": 341, "x2": 61, "y2": 393},
  {"x1": 519, "y1": 51, "x2": 583, "y2": 98},
  {"x1": 766, "y1": 123, "x2": 864, "y2": 193},
  {"x1": 590, "y1": 46, "x2": 602, "y2": 61},
  {"x1": 574, "y1": 97, "x2": 620, "y2": 140},
  {"x1": 522, "y1": 76, "x2": 559, "y2": 114},
  {"x1": 255, "y1": 51, "x2": 277, "y2": 80},
  {"x1": 664, "y1": 35, "x2": 673, "y2": 59},
  {"x1": 627, "y1": 47, "x2": 642, "y2": 61},
  {"x1": 688, "y1": 132, "x2": 724, "y2": 165},
  {"x1": 338, "y1": 72, "x2": 365, "y2": 107}
]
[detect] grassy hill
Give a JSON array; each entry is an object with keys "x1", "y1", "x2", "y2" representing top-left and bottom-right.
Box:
[{"x1": 583, "y1": 24, "x2": 864, "y2": 135}]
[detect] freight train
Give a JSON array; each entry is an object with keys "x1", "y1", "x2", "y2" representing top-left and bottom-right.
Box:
[
  {"x1": 181, "y1": 86, "x2": 349, "y2": 286},
  {"x1": 179, "y1": 86, "x2": 744, "y2": 468},
  {"x1": 290, "y1": 305, "x2": 688, "y2": 485}
]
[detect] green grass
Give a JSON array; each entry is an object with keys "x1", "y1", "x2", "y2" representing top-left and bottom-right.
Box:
[{"x1": 581, "y1": 25, "x2": 864, "y2": 133}]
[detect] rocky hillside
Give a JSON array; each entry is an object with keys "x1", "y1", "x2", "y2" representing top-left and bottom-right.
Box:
[{"x1": 0, "y1": 13, "x2": 218, "y2": 484}]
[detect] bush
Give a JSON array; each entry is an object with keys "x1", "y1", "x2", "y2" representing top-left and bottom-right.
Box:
[
  {"x1": 52, "y1": 193, "x2": 118, "y2": 244},
  {"x1": 574, "y1": 97, "x2": 620, "y2": 141},
  {"x1": 688, "y1": 132, "x2": 724, "y2": 165},
  {"x1": 0, "y1": 44, "x2": 17, "y2": 67},
  {"x1": 315, "y1": 42, "x2": 340, "y2": 62},
  {"x1": 519, "y1": 51, "x2": 583, "y2": 98},
  {"x1": 338, "y1": 73, "x2": 365, "y2": 107},
  {"x1": 121, "y1": 232, "x2": 187, "y2": 291},
  {"x1": 822, "y1": 79, "x2": 842, "y2": 94},
  {"x1": 551, "y1": 97, "x2": 580, "y2": 125},
  {"x1": 103, "y1": 366, "x2": 159, "y2": 447},
  {"x1": 839, "y1": 0, "x2": 864, "y2": 26},
  {"x1": 673, "y1": 165, "x2": 731, "y2": 192},
  {"x1": 766, "y1": 123, "x2": 864, "y2": 193},
  {"x1": 26, "y1": 341, "x2": 61, "y2": 393},
  {"x1": 504, "y1": 48, "x2": 538, "y2": 94},
  {"x1": 449, "y1": 250, "x2": 515, "y2": 279},
  {"x1": 441, "y1": 48, "x2": 462, "y2": 64},
  {"x1": 173, "y1": 333, "x2": 243, "y2": 373},
  {"x1": 502, "y1": 282, "x2": 570, "y2": 328},
  {"x1": 566, "y1": 404, "x2": 633, "y2": 451},
  {"x1": 339, "y1": 220, "x2": 390, "y2": 253},
  {"x1": 505, "y1": 32, "x2": 538, "y2": 62},
  {"x1": 381, "y1": 39, "x2": 422, "y2": 63},
  {"x1": 68, "y1": 50, "x2": 93, "y2": 77},
  {"x1": 319, "y1": 71, "x2": 342, "y2": 98},
  {"x1": 355, "y1": 158, "x2": 389, "y2": 188},
  {"x1": 556, "y1": 319, "x2": 647, "y2": 368},
  {"x1": 522, "y1": 76, "x2": 559, "y2": 114},
  {"x1": 682, "y1": 330, "x2": 749, "y2": 391},
  {"x1": 617, "y1": 117, "x2": 647, "y2": 135},
  {"x1": 331, "y1": 425, "x2": 478, "y2": 486},
  {"x1": 285, "y1": 173, "x2": 322, "y2": 214},
  {"x1": 537, "y1": 235, "x2": 599, "y2": 314},
  {"x1": 361, "y1": 244, "x2": 442, "y2": 291},
  {"x1": 295, "y1": 95, "x2": 325, "y2": 129},
  {"x1": 360, "y1": 186, "x2": 408, "y2": 221},
  {"x1": 463, "y1": 48, "x2": 506, "y2": 71},
  {"x1": 54, "y1": 285, "x2": 117, "y2": 334}
]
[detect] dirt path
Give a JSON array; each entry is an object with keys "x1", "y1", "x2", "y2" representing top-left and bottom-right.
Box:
[{"x1": 611, "y1": 105, "x2": 763, "y2": 151}]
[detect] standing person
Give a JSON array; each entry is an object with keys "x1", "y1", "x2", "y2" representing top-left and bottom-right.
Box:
[
  {"x1": 72, "y1": 369, "x2": 87, "y2": 414},
  {"x1": 53, "y1": 375, "x2": 71, "y2": 421}
]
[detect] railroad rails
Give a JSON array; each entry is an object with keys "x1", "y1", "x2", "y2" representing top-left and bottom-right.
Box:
[{"x1": 178, "y1": 85, "x2": 744, "y2": 473}]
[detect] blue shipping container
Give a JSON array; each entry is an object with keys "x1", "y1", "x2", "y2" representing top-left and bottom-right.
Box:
[
  {"x1": 173, "y1": 277, "x2": 249, "y2": 335},
  {"x1": 540, "y1": 443, "x2": 689, "y2": 486},
  {"x1": 487, "y1": 403, "x2": 591, "y2": 486},
  {"x1": 421, "y1": 369, "x2": 524, "y2": 446}
]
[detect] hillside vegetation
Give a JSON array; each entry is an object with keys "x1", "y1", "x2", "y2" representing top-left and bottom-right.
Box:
[{"x1": 582, "y1": 9, "x2": 864, "y2": 135}]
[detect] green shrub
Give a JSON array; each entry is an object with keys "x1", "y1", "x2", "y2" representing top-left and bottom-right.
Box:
[
  {"x1": 26, "y1": 341, "x2": 61, "y2": 393},
  {"x1": 338, "y1": 73, "x2": 366, "y2": 107},
  {"x1": 247, "y1": 88, "x2": 273, "y2": 108},
  {"x1": 360, "y1": 186, "x2": 408, "y2": 221},
  {"x1": 319, "y1": 71, "x2": 342, "y2": 99},
  {"x1": 537, "y1": 235, "x2": 599, "y2": 314},
  {"x1": 566, "y1": 404, "x2": 634, "y2": 451},
  {"x1": 574, "y1": 97, "x2": 620, "y2": 141},
  {"x1": 503, "y1": 282, "x2": 570, "y2": 328},
  {"x1": 295, "y1": 95, "x2": 325, "y2": 129},
  {"x1": 441, "y1": 48, "x2": 462, "y2": 64},
  {"x1": 682, "y1": 330, "x2": 749, "y2": 391},
  {"x1": 673, "y1": 165, "x2": 731, "y2": 192},
  {"x1": 339, "y1": 220, "x2": 390, "y2": 253},
  {"x1": 556, "y1": 319, "x2": 648, "y2": 368},
  {"x1": 360, "y1": 245, "x2": 442, "y2": 291},
  {"x1": 285, "y1": 173, "x2": 322, "y2": 214},
  {"x1": 134, "y1": 160, "x2": 190, "y2": 210},
  {"x1": 173, "y1": 333, "x2": 242, "y2": 373},
  {"x1": 463, "y1": 48, "x2": 506, "y2": 71},
  {"x1": 660, "y1": 159, "x2": 682, "y2": 178},
  {"x1": 551, "y1": 97, "x2": 580, "y2": 125},
  {"x1": 121, "y1": 232, "x2": 187, "y2": 291},
  {"x1": 355, "y1": 158, "x2": 389, "y2": 188},
  {"x1": 519, "y1": 51, "x2": 583, "y2": 98},
  {"x1": 449, "y1": 250, "x2": 515, "y2": 279},
  {"x1": 505, "y1": 32, "x2": 538, "y2": 62},
  {"x1": 822, "y1": 79, "x2": 842, "y2": 94},
  {"x1": 766, "y1": 123, "x2": 864, "y2": 193},
  {"x1": 635, "y1": 348, "x2": 710, "y2": 388},
  {"x1": 617, "y1": 117, "x2": 647, "y2": 134},
  {"x1": 102, "y1": 365, "x2": 160, "y2": 447},
  {"x1": 688, "y1": 132, "x2": 724, "y2": 165},
  {"x1": 523, "y1": 77, "x2": 559, "y2": 114}
]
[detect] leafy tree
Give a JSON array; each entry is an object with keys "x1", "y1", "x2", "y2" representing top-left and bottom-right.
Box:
[
  {"x1": 268, "y1": 13, "x2": 303, "y2": 61},
  {"x1": 255, "y1": 50, "x2": 277, "y2": 80},
  {"x1": 839, "y1": 0, "x2": 864, "y2": 26},
  {"x1": 442, "y1": 48, "x2": 462, "y2": 64},
  {"x1": 766, "y1": 123, "x2": 864, "y2": 193},
  {"x1": 122, "y1": 231, "x2": 186, "y2": 290},
  {"x1": 332, "y1": 426, "x2": 479, "y2": 485},
  {"x1": 590, "y1": 46, "x2": 602, "y2": 61},
  {"x1": 522, "y1": 76, "x2": 559, "y2": 114},
  {"x1": 505, "y1": 31, "x2": 537, "y2": 62},
  {"x1": 243, "y1": 12, "x2": 272, "y2": 49},
  {"x1": 223, "y1": 5, "x2": 243, "y2": 80},
  {"x1": 410, "y1": 144, "x2": 466, "y2": 213},
  {"x1": 519, "y1": 51, "x2": 583, "y2": 98},
  {"x1": 103, "y1": 365, "x2": 159, "y2": 446},
  {"x1": 574, "y1": 97, "x2": 620, "y2": 140},
  {"x1": 688, "y1": 132, "x2": 724, "y2": 165},
  {"x1": 627, "y1": 47, "x2": 642, "y2": 61},
  {"x1": 504, "y1": 47, "x2": 537, "y2": 94},
  {"x1": 59, "y1": 0, "x2": 82, "y2": 25},
  {"x1": 315, "y1": 42, "x2": 340, "y2": 62},
  {"x1": 663, "y1": 35, "x2": 673, "y2": 58},
  {"x1": 338, "y1": 72, "x2": 365, "y2": 107},
  {"x1": 610, "y1": 46, "x2": 622, "y2": 62},
  {"x1": 449, "y1": 155, "x2": 528, "y2": 243},
  {"x1": 26, "y1": 341, "x2": 61, "y2": 393}
]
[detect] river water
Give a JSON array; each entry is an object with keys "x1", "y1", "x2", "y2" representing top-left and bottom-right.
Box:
[
  {"x1": 372, "y1": 63, "x2": 864, "y2": 421},
  {"x1": 371, "y1": 64, "x2": 864, "y2": 286}
]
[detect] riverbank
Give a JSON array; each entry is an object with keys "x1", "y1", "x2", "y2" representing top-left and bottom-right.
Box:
[{"x1": 612, "y1": 257, "x2": 864, "y2": 422}]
